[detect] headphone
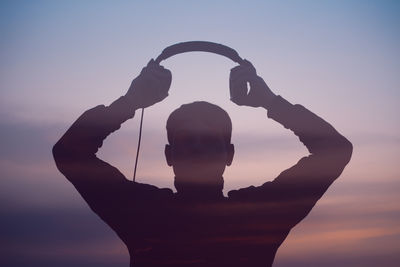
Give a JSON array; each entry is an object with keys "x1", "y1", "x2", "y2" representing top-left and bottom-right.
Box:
[{"x1": 133, "y1": 41, "x2": 244, "y2": 181}]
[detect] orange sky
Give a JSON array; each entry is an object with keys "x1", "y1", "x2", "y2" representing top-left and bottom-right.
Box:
[{"x1": 1, "y1": 1, "x2": 399, "y2": 266}]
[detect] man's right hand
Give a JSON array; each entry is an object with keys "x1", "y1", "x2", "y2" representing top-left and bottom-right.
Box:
[{"x1": 126, "y1": 59, "x2": 172, "y2": 109}]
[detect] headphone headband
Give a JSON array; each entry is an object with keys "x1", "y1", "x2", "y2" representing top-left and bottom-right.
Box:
[
  {"x1": 155, "y1": 41, "x2": 244, "y2": 64},
  {"x1": 134, "y1": 41, "x2": 243, "y2": 182}
]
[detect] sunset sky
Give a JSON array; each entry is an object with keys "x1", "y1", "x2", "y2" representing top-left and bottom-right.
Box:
[{"x1": 1, "y1": 1, "x2": 399, "y2": 266}]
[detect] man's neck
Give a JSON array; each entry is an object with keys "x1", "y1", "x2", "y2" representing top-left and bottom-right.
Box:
[{"x1": 174, "y1": 178, "x2": 225, "y2": 202}]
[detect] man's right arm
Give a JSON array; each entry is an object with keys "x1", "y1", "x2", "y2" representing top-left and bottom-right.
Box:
[
  {"x1": 52, "y1": 60, "x2": 172, "y2": 233},
  {"x1": 52, "y1": 96, "x2": 140, "y2": 211}
]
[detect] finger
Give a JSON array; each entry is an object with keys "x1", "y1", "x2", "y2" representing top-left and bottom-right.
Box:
[
  {"x1": 158, "y1": 77, "x2": 172, "y2": 96},
  {"x1": 157, "y1": 63, "x2": 167, "y2": 69},
  {"x1": 148, "y1": 71, "x2": 172, "y2": 91},
  {"x1": 146, "y1": 75, "x2": 163, "y2": 93},
  {"x1": 230, "y1": 71, "x2": 256, "y2": 86},
  {"x1": 146, "y1": 61, "x2": 170, "y2": 74},
  {"x1": 230, "y1": 65, "x2": 242, "y2": 74},
  {"x1": 242, "y1": 59, "x2": 256, "y2": 73},
  {"x1": 235, "y1": 60, "x2": 256, "y2": 78},
  {"x1": 141, "y1": 62, "x2": 155, "y2": 75},
  {"x1": 230, "y1": 65, "x2": 255, "y2": 81},
  {"x1": 248, "y1": 75, "x2": 265, "y2": 90},
  {"x1": 230, "y1": 65, "x2": 250, "y2": 78},
  {"x1": 151, "y1": 68, "x2": 172, "y2": 79},
  {"x1": 230, "y1": 94, "x2": 246, "y2": 106},
  {"x1": 148, "y1": 71, "x2": 171, "y2": 94},
  {"x1": 147, "y1": 58, "x2": 157, "y2": 67},
  {"x1": 152, "y1": 79, "x2": 170, "y2": 102}
]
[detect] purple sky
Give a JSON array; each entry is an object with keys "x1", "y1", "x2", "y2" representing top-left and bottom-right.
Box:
[{"x1": 1, "y1": 1, "x2": 399, "y2": 266}]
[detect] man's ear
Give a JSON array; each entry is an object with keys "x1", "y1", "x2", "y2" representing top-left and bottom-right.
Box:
[
  {"x1": 226, "y1": 144, "x2": 234, "y2": 166},
  {"x1": 165, "y1": 144, "x2": 173, "y2": 166}
]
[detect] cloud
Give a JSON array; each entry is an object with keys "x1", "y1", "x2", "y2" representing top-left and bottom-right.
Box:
[
  {"x1": 1, "y1": 107, "x2": 399, "y2": 267},
  {"x1": 0, "y1": 206, "x2": 128, "y2": 267},
  {"x1": 273, "y1": 180, "x2": 400, "y2": 267}
]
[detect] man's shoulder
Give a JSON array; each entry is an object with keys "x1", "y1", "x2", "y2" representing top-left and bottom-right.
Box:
[
  {"x1": 131, "y1": 182, "x2": 174, "y2": 201},
  {"x1": 227, "y1": 181, "x2": 274, "y2": 202}
]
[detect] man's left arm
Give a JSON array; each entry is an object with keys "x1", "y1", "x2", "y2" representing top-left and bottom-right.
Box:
[{"x1": 227, "y1": 60, "x2": 353, "y2": 227}]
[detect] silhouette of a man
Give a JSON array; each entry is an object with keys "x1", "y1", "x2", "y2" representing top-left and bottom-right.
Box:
[{"x1": 53, "y1": 59, "x2": 352, "y2": 266}]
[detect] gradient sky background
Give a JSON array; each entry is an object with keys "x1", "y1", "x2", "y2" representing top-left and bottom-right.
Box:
[{"x1": 1, "y1": 1, "x2": 399, "y2": 266}]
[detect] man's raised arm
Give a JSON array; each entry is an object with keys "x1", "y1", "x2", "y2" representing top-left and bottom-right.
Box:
[
  {"x1": 52, "y1": 60, "x2": 172, "y2": 228},
  {"x1": 227, "y1": 60, "x2": 352, "y2": 227}
]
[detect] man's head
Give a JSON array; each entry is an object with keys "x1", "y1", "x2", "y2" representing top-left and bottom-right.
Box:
[{"x1": 165, "y1": 101, "x2": 234, "y2": 194}]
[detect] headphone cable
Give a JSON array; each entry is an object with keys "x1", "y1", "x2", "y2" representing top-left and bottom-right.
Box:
[{"x1": 133, "y1": 108, "x2": 144, "y2": 182}]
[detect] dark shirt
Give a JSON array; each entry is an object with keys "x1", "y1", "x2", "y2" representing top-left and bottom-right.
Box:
[{"x1": 53, "y1": 96, "x2": 352, "y2": 266}]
